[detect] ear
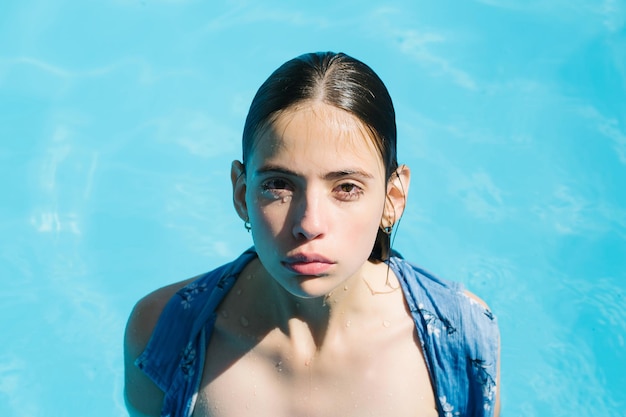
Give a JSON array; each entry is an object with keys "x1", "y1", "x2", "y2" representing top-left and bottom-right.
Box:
[
  {"x1": 382, "y1": 164, "x2": 411, "y2": 228},
  {"x1": 231, "y1": 160, "x2": 248, "y2": 222}
]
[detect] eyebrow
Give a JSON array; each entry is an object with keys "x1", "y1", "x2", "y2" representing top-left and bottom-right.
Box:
[{"x1": 254, "y1": 164, "x2": 375, "y2": 181}]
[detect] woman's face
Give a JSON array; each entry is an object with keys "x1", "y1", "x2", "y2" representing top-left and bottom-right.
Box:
[{"x1": 239, "y1": 102, "x2": 389, "y2": 299}]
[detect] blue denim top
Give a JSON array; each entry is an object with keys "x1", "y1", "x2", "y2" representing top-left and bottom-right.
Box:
[{"x1": 136, "y1": 248, "x2": 499, "y2": 417}]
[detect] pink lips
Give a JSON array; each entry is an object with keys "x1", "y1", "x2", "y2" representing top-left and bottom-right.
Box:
[{"x1": 282, "y1": 253, "x2": 334, "y2": 275}]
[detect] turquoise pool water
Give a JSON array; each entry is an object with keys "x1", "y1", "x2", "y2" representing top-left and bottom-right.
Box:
[{"x1": 1, "y1": 1, "x2": 625, "y2": 416}]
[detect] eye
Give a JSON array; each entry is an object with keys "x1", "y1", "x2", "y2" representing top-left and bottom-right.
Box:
[
  {"x1": 334, "y1": 182, "x2": 363, "y2": 201},
  {"x1": 263, "y1": 178, "x2": 290, "y2": 190},
  {"x1": 261, "y1": 178, "x2": 294, "y2": 200}
]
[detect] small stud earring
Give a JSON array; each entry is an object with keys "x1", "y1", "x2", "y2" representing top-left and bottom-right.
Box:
[{"x1": 382, "y1": 225, "x2": 393, "y2": 235}]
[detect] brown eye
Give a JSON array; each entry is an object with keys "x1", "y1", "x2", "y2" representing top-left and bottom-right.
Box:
[
  {"x1": 335, "y1": 183, "x2": 363, "y2": 201},
  {"x1": 340, "y1": 184, "x2": 356, "y2": 193}
]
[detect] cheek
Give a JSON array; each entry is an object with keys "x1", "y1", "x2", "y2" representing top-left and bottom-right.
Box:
[
  {"x1": 248, "y1": 197, "x2": 288, "y2": 235},
  {"x1": 339, "y1": 200, "x2": 384, "y2": 238},
  {"x1": 354, "y1": 214, "x2": 383, "y2": 245}
]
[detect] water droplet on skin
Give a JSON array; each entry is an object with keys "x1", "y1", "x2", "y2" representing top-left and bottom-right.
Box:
[
  {"x1": 246, "y1": 274, "x2": 253, "y2": 280},
  {"x1": 236, "y1": 289, "x2": 242, "y2": 295},
  {"x1": 383, "y1": 320, "x2": 391, "y2": 328},
  {"x1": 345, "y1": 320, "x2": 352, "y2": 328},
  {"x1": 304, "y1": 359, "x2": 311, "y2": 367},
  {"x1": 240, "y1": 316, "x2": 249, "y2": 327},
  {"x1": 221, "y1": 310, "x2": 229, "y2": 318},
  {"x1": 322, "y1": 291, "x2": 334, "y2": 307},
  {"x1": 344, "y1": 285, "x2": 349, "y2": 291},
  {"x1": 275, "y1": 361, "x2": 283, "y2": 372}
]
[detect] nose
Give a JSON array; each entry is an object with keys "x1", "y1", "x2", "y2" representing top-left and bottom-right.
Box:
[{"x1": 292, "y1": 190, "x2": 327, "y2": 241}]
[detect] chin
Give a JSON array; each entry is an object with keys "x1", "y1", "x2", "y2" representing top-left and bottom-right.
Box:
[{"x1": 281, "y1": 277, "x2": 340, "y2": 299}]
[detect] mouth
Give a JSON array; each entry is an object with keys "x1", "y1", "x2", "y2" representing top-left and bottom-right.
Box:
[{"x1": 282, "y1": 253, "x2": 335, "y2": 276}]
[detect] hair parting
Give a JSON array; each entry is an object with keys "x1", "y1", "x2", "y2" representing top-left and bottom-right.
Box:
[{"x1": 242, "y1": 51, "x2": 399, "y2": 261}]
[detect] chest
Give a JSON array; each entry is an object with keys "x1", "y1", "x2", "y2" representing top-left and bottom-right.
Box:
[{"x1": 192, "y1": 319, "x2": 437, "y2": 417}]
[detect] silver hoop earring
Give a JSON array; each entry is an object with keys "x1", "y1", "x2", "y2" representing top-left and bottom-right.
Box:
[{"x1": 244, "y1": 220, "x2": 251, "y2": 232}]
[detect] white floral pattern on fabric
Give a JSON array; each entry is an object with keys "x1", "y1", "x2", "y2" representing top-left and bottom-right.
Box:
[
  {"x1": 439, "y1": 396, "x2": 461, "y2": 417},
  {"x1": 470, "y1": 357, "x2": 497, "y2": 412},
  {"x1": 418, "y1": 303, "x2": 456, "y2": 337},
  {"x1": 180, "y1": 342, "x2": 196, "y2": 380},
  {"x1": 179, "y1": 282, "x2": 209, "y2": 310}
]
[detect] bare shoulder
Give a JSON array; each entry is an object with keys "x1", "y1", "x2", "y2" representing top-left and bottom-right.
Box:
[
  {"x1": 127, "y1": 277, "x2": 198, "y2": 340},
  {"x1": 123, "y1": 276, "x2": 198, "y2": 417}
]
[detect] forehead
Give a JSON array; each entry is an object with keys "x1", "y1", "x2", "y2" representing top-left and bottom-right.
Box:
[{"x1": 252, "y1": 102, "x2": 382, "y2": 166}]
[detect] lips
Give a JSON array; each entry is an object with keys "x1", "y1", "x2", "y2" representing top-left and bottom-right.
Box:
[{"x1": 282, "y1": 253, "x2": 335, "y2": 276}]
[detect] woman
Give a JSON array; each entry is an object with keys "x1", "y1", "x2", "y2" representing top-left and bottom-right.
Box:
[{"x1": 124, "y1": 52, "x2": 501, "y2": 417}]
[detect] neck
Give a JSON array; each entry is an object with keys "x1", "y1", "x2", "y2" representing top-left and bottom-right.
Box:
[{"x1": 264, "y1": 260, "x2": 398, "y2": 351}]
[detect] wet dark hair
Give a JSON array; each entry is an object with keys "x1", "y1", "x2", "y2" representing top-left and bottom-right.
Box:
[{"x1": 242, "y1": 52, "x2": 398, "y2": 261}]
